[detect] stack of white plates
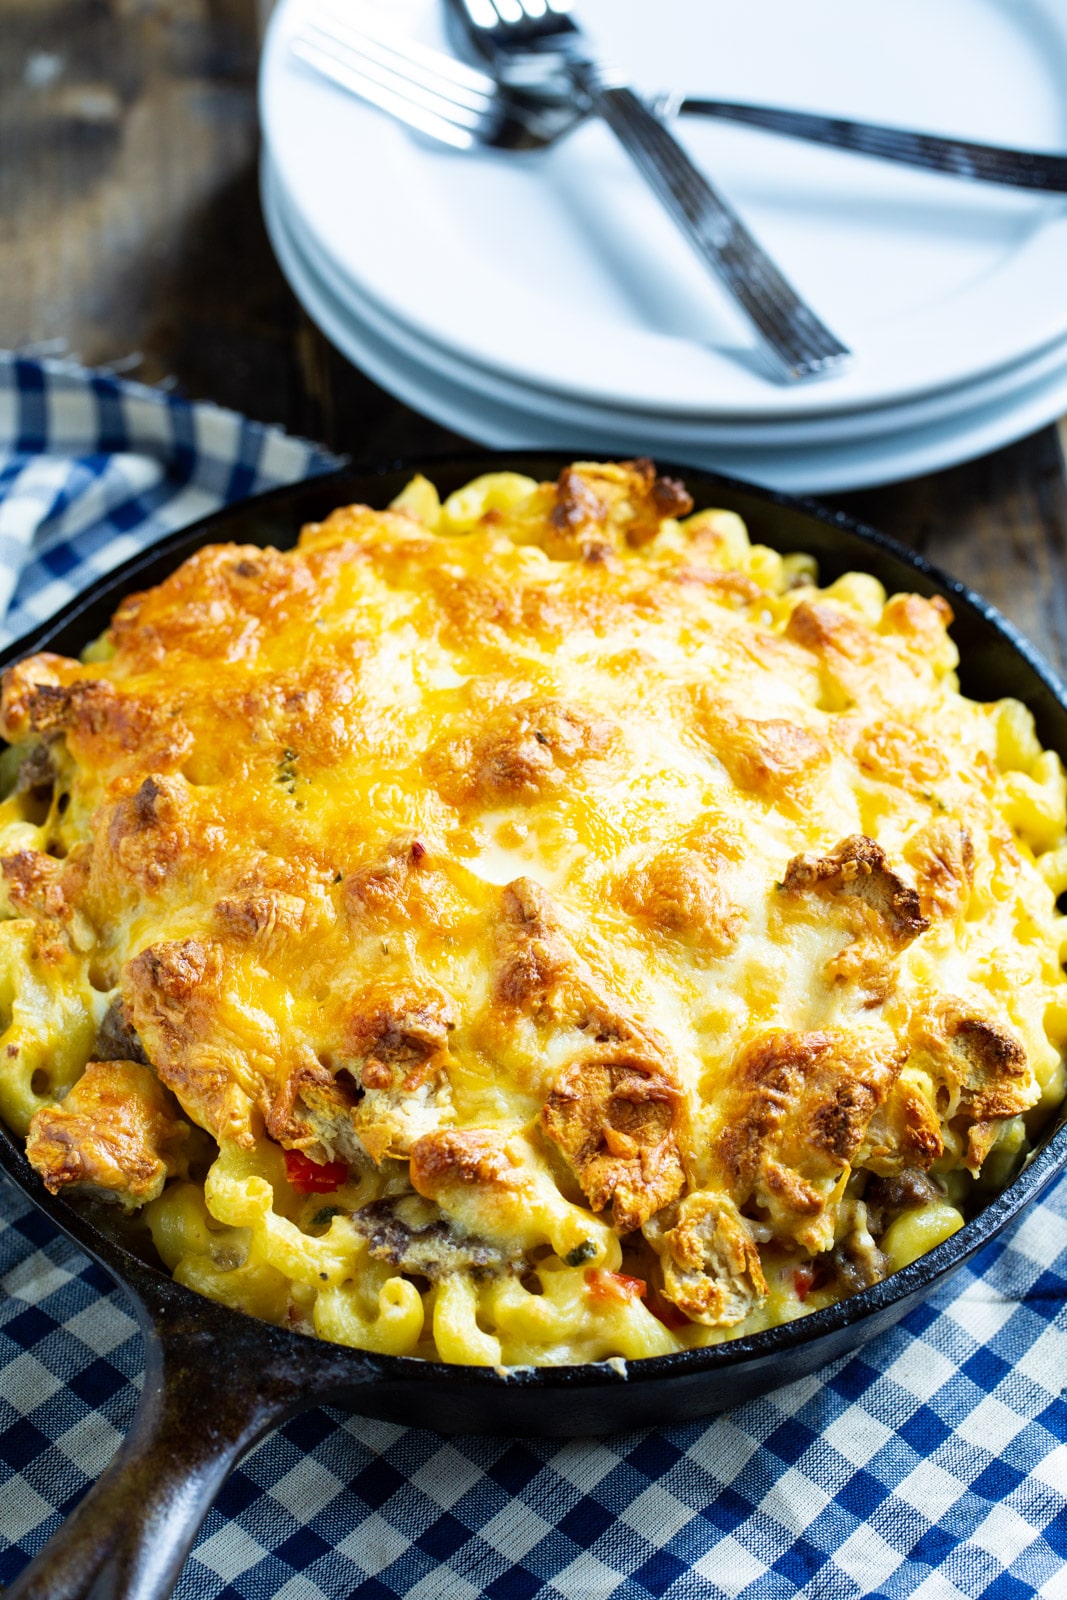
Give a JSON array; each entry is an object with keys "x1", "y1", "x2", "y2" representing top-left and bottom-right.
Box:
[{"x1": 260, "y1": 0, "x2": 1067, "y2": 492}]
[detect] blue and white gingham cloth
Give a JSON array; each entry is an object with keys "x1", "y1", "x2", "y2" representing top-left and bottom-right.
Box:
[
  {"x1": 0, "y1": 353, "x2": 338, "y2": 649},
  {"x1": 0, "y1": 354, "x2": 1065, "y2": 1600}
]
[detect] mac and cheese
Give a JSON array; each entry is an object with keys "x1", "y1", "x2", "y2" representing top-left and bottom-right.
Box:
[{"x1": 1, "y1": 460, "x2": 1064, "y2": 1366}]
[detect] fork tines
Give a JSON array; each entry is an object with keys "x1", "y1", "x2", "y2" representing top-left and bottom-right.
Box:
[{"x1": 292, "y1": 13, "x2": 502, "y2": 150}]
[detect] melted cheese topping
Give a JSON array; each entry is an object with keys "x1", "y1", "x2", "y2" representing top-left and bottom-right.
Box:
[{"x1": 1, "y1": 460, "x2": 1065, "y2": 1366}]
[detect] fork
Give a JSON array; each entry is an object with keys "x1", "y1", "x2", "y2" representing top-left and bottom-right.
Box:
[
  {"x1": 291, "y1": 14, "x2": 1067, "y2": 378},
  {"x1": 442, "y1": 0, "x2": 851, "y2": 382},
  {"x1": 290, "y1": 21, "x2": 580, "y2": 151},
  {"x1": 294, "y1": 16, "x2": 1067, "y2": 187},
  {"x1": 292, "y1": 12, "x2": 850, "y2": 382}
]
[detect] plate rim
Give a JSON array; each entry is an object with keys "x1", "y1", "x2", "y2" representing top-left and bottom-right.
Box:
[
  {"x1": 264, "y1": 155, "x2": 1067, "y2": 449},
  {"x1": 261, "y1": 171, "x2": 1067, "y2": 495}
]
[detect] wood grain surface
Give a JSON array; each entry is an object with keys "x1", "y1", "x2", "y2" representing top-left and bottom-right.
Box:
[{"x1": 4, "y1": 0, "x2": 1067, "y2": 670}]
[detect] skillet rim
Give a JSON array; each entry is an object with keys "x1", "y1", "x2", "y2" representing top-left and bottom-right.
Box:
[{"x1": 1, "y1": 448, "x2": 1064, "y2": 1395}]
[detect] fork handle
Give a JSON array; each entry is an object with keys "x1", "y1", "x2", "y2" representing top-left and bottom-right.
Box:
[
  {"x1": 678, "y1": 99, "x2": 1067, "y2": 193},
  {"x1": 577, "y1": 73, "x2": 849, "y2": 381}
]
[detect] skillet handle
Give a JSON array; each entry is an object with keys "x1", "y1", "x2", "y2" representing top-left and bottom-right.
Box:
[{"x1": 4, "y1": 1271, "x2": 356, "y2": 1600}]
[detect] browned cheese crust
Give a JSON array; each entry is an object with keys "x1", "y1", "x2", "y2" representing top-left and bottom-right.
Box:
[
  {"x1": 26, "y1": 1060, "x2": 188, "y2": 1208},
  {"x1": 0, "y1": 457, "x2": 1059, "y2": 1351}
]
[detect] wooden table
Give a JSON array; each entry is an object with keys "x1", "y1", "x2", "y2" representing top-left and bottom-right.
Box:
[{"x1": 5, "y1": 0, "x2": 1067, "y2": 670}]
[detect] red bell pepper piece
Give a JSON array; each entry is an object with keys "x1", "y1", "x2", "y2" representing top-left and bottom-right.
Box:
[
  {"x1": 585, "y1": 1268, "x2": 648, "y2": 1305},
  {"x1": 284, "y1": 1149, "x2": 348, "y2": 1194}
]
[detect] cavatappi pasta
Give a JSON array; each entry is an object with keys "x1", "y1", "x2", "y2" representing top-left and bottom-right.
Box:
[{"x1": 1, "y1": 459, "x2": 1065, "y2": 1367}]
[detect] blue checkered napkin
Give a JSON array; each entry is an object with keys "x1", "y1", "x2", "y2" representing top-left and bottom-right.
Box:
[
  {"x1": 0, "y1": 353, "x2": 338, "y2": 649},
  {"x1": 0, "y1": 1181, "x2": 1064, "y2": 1600},
  {"x1": 0, "y1": 356, "x2": 1065, "y2": 1600}
]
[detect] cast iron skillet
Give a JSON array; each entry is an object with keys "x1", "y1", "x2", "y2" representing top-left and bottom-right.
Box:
[{"x1": 2, "y1": 454, "x2": 1066, "y2": 1600}]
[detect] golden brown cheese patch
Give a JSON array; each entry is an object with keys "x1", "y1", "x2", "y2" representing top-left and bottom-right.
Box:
[
  {"x1": 0, "y1": 653, "x2": 71, "y2": 741},
  {"x1": 3, "y1": 849, "x2": 73, "y2": 921},
  {"x1": 717, "y1": 1030, "x2": 901, "y2": 1250},
  {"x1": 903, "y1": 820, "x2": 975, "y2": 922},
  {"x1": 2, "y1": 668, "x2": 192, "y2": 775},
  {"x1": 851, "y1": 717, "x2": 949, "y2": 791},
  {"x1": 213, "y1": 890, "x2": 309, "y2": 948},
  {"x1": 342, "y1": 836, "x2": 475, "y2": 937},
  {"x1": 410, "y1": 1127, "x2": 520, "y2": 1196},
  {"x1": 654, "y1": 1191, "x2": 767, "y2": 1327},
  {"x1": 616, "y1": 836, "x2": 744, "y2": 955},
  {"x1": 26, "y1": 1060, "x2": 187, "y2": 1209},
  {"x1": 908, "y1": 1000, "x2": 1034, "y2": 1174},
  {"x1": 692, "y1": 695, "x2": 830, "y2": 807},
  {"x1": 859, "y1": 1076, "x2": 944, "y2": 1176},
  {"x1": 492, "y1": 878, "x2": 575, "y2": 1023},
  {"x1": 880, "y1": 592, "x2": 955, "y2": 647},
  {"x1": 428, "y1": 697, "x2": 619, "y2": 807},
  {"x1": 781, "y1": 834, "x2": 927, "y2": 949},
  {"x1": 343, "y1": 835, "x2": 428, "y2": 928},
  {"x1": 106, "y1": 775, "x2": 195, "y2": 891},
  {"x1": 786, "y1": 598, "x2": 942, "y2": 714},
  {"x1": 123, "y1": 938, "x2": 258, "y2": 1148},
  {"x1": 338, "y1": 983, "x2": 457, "y2": 1163},
  {"x1": 545, "y1": 459, "x2": 693, "y2": 562},
  {"x1": 542, "y1": 1054, "x2": 686, "y2": 1233},
  {"x1": 778, "y1": 834, "x2": 928, "y2": 1002},
  {"x1": 1, "y1": 848, "x2": 91, "y2": 971},
  {"x1": 487, "y1": 879, "x2": 669, "y2": 1090},
  {"x1": 107, "y1": 541, "x2": 328, "y2": 667}
]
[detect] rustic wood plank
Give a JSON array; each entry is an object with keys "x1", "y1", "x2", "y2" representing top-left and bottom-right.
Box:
[
  {"x1": 0, "y1": 0, "x2": 463, "y2": 449},
  {"x1": 1, "y1": 0, "x2": 252, "y2": 371}
]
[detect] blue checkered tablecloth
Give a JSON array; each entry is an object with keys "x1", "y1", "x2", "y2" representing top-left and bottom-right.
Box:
[
  {"x1": 0, "y1": 353, "x2": 1065, "y2": 1600},
  {"x1": 0, "y1": 353, "x2": 338, "y2": 649}
]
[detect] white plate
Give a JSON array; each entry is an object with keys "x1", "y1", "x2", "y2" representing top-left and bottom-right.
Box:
[
  {"x1": 273, "y1": 156, "x2": 1067, "y2": 451},
  {"x1": 263, "y1": 158, "x2": 1067, "y2": 492},
  {"x1": 261, "y1": 0, "x2": 1067, "y2": 419}
]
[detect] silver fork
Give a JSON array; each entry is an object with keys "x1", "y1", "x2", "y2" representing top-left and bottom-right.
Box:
[
  {"x1": 290, "y1": 21, "x2": 580, "y2": 151},
  {"x1": 442, "y1": 0, "x2": 851, "y2": 382},
  {"x1": 292, "y1": 12, "x2": 850, "y2": 383},
  {"x1": 294, "y1": 19, "x2": 1067, "y2": 187}
]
